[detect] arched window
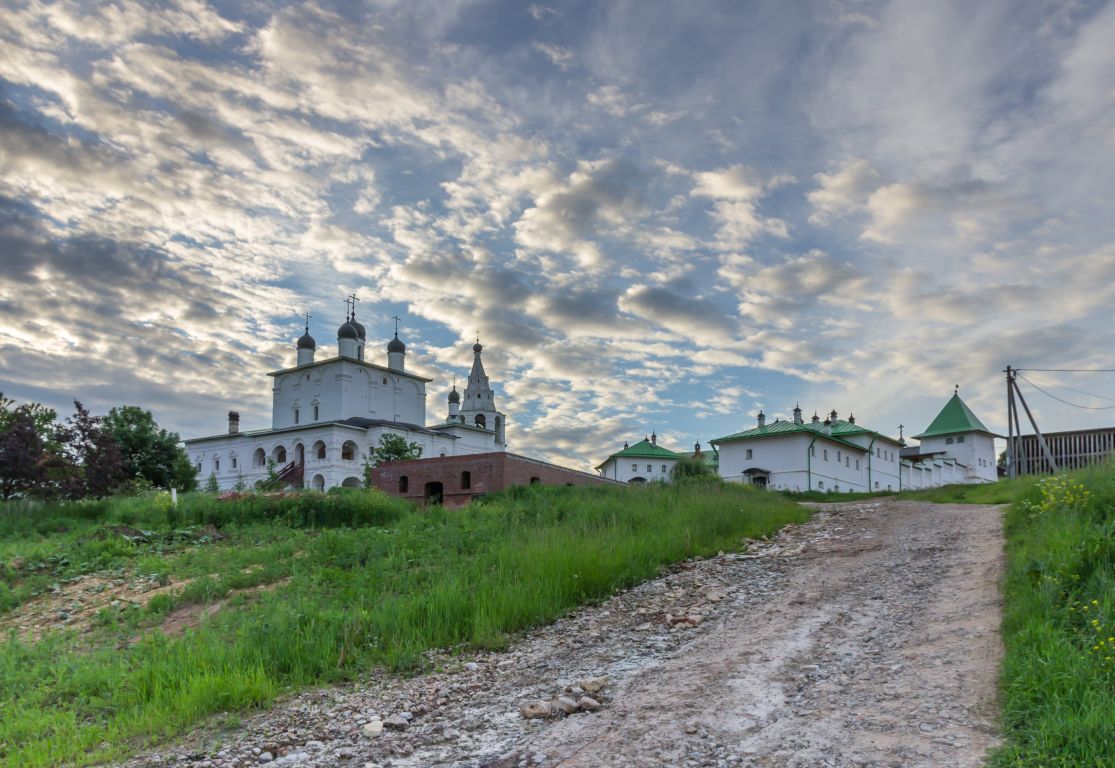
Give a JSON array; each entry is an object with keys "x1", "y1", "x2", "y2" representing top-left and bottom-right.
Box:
[
  {"x1": 475, "y1": 414, "x2": 486, "y2": 429},
  {"x1": 313, "y1": 440, "x2": 327, "y2": 460},
  {"x1": 399, "y1": 475, "x2": 409, "y2": 492},
  {"x1": 253, "y1": 447, "x2": 266, "y2": 467},
  {"x1": 341, "y1": 441, "x2": 357, "y2": 461},
  {"x1": 272, "y1": 445, "x2": 287, "y2": 464},
  {"x1": 461, "y1": 471, "x2": 471, "y2": 490}
]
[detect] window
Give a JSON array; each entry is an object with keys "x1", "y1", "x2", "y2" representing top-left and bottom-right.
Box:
[
  {"x1": 632, "y1": 463, "x2": 638, "y2": 472},
  {"x1": 294, "y1": 409, "x2": 299, "y2": 424},
  {"x1": 475, "y1": 414, "x2": 486, "y2": 429},
  {"x1": 818, "y1": 481, "x2": 824, "y2": 488},
  {"x1": 845, "y1": 457, "x2": 850, "y2": 467},
  {"x1": 855, "y1": 459, "x2": 860, "y2": 470},
  {"x1": 341, "y1": 441, "x2": 357, "y2": 461},
  {"x1": 647, "y1": 464, "x2": 652, "y2": 473},
  {"x1": 313, "y1": 405, "x2": 319, "y2": 420},
  {"x1": 957, "y1": 436, "x2": 965, "y2": 443},
  {"x1": 196, "y1": 462, "x2": 201, "y2": 473},
  {"x1": 315, "y1": 441, "x2": 326, "y2": 460},
  {"x1": 214, "y1": 459, "x2": 220, "y2": 471},
  {"x1": 383, "y1": 377, "x2": 388, "y2": 385},
  {"x1": 876, "y1": 447, "x2": 880, "y2": 457},
  {"x1": 745, "y1": 448, "x2": 753, "y2": 460},
  {"x1": 232, "y1": 457, "x2": 237, "y2": 469},
  {"x1": 398, "y1": 475, "x2": 409, "y2": 493},
  {"x1": 661, "y1": 465, "x2": 667, "y2": 473},
  {"x1": 875, "y1": 481, "x2": 879, "y2": 489},
  {"x1": 461, "y1": 471, "x2": 471, "y2": 490},
  {"x1": 945, "y1": 437, "x2": 954, "y2": 445},
  {"x1": 823, "y1": 449, "x2": 828, "y2": 460},
  {"x1": 837, "y1": 451, "x2": 841, "y2": 462}
]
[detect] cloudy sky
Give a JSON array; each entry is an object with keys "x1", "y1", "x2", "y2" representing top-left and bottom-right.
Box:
[{"x1": 2, "y1": 0, "x2": 1114, "y2": 469}]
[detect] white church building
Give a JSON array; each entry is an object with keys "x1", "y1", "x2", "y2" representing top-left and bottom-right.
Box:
[
  {"x1": 184, "y1": 307, "x2": 507, "y2": 492},
  {"x1": 711, "y1": 392, "x2": 998, "y2": 493}
]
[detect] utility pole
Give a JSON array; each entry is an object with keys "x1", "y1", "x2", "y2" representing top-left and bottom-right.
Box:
[
  {"x1": 1005, "y1": 365, "x2": 1059, "y2": 476},
  {"x1": 1005, "y1": 366, "x2": 1015, "y2": 479}
]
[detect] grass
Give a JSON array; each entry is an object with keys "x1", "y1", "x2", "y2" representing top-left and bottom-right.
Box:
[
  {"x1": 785, "y1": 474, "x2": 1038, "y2": 505},
  {"x1": 0, "y1": 481, "x2": 807, "y2": 767},
  {"x1": 990, "y1": 464, "x2": 1115, "y2": 767}
]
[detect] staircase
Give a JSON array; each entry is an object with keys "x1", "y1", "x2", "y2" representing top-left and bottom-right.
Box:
[{"x1": 277, "y1": 460, "x2": 304, "y2": 487}]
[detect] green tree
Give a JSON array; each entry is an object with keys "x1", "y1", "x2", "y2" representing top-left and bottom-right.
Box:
[
  {"x1": 205, "y1": 472, "x2": 220, "y2": 493},
  {"x1": 62, "y1": 401, "x2": 130, "y2": 498},
  {"x1": 670, "y1": 455, "x2": 716, "y2": 483},
  {"x1": 257, "y1": 457, "x2": 285, "y2": 491},
  {"x1": 102, "y1": 405, "x2": 197, "y2": 491}
]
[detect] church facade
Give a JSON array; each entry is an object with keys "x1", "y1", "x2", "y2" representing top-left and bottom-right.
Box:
[{"x1": 184, "y1": 310, "x2": 506, "y2": 492}]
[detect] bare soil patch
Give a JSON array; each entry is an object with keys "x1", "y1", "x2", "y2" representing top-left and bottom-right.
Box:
[{"x1": 117, "y1": 500, "x2": 1004, "y2": 768}]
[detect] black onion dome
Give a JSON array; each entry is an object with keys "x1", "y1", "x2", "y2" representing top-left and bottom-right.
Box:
[
  {"x1": 448, "y1": 387, "x2": 460, "y2": 404},
  {"x1": 473, "y1": 341, "x2": 483, "y2": 354},
  {"x1": 297, "y1": 330, "x2": 316, "y2": 349},
  {"x1": 337, "y1": 320, "x2": 359, "y2": 340},
  {"x1": 350, "y1": 317, "x2": 366, "y2": 339},
  {"x1": 387, "y1": 333, "x2": 406, "y2": 353}
]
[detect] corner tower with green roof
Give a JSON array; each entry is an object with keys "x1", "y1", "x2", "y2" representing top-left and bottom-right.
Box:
[{"x1": 912, "y1": 390, "x2": 1000, "y2": 484}]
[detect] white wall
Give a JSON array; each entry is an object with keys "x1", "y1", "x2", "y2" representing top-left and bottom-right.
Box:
[{"x1": 271, "y1": 359, "x2": 427, "y2": 430}]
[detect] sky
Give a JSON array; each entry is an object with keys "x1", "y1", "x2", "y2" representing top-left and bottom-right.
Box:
[{"x1": 1, "y1": 0, "x2": 1114, "y2": 470}]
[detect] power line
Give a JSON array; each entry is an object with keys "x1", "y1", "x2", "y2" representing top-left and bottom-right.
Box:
[
  {"x1": 1015, "y1": 368, "x2": 1115, "y2": 373},
  {"x1": 1017, "y1": 372, "x2": 1115, "y2": 411},
  {"x1": 1021, "y1": 371, "x2": 1115, "y2": 403}
]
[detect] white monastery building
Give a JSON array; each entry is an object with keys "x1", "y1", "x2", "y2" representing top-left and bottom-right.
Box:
[
  {"x1": 709, "y1": 391, "x2": 998, "y2": 493},
  {"x1": 184, "y1": 306, "x2": 507, "y2": 492}
]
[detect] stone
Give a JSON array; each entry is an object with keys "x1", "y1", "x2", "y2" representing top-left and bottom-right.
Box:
[
  {"x1": 553, "y1": 696, "x2": 579, "y2": 714},
  {"x1": 464, "y1": 662, "x2": 480, "y2": 672},
  {"x1": 579, "y1": 696, "x2": 601, "y2": 712},
  {"x1": 519, "y1": 699, "x2": 552, "y2": 719},
  {"x1": 579, "y1": 676, "x2": 608, "y2": 694},
  {"x1": 257, "y1": 752, "x2": 273, "y2": 763},
  {"x1": 362, "y1": 721, "x2": 385, "y2": 738},
  {"x1": 383, "y1": 714, "x2": 410, "y2": 730}
]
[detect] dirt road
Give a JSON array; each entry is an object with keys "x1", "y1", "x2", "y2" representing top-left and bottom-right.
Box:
[{"x1": 120, "y1": 500, "x2": 1005, "y2": 768}]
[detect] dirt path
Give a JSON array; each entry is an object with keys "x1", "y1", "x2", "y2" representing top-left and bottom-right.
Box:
[{"x1": 118, "y1": 500, "x2": 1004, "y2": 768}]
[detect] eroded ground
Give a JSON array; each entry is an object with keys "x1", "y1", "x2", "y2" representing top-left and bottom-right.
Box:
[{"x1": 115, "y1": 500, "x2": 1004, "y2": 768}]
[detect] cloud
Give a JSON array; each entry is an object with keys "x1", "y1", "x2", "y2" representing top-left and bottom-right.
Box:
[{"x1": 533, "y1": 42, "x2": 574, "y2": 71}]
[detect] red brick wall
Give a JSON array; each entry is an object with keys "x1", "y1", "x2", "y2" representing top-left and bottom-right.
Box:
[{"x1": 368, "y1": 452, "x2": 612, "y2": 507}]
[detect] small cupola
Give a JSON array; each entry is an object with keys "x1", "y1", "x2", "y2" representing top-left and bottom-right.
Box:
[
  {"x1": 296, "y1": 314, "x2": 316, "y2": 366},
  {"x1": 829, "y1": 409, "x2": 838, "y2": 422},
  {"x1": 757, "y1": 410, "x2": 766, "y2": 428},
  {"x1": 793, "y1": 403, "x2": 803, "y2": 425}
]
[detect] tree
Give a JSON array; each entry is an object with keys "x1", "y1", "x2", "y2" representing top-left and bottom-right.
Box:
[
  {"x1": 670, "y1": 455, "x2": 716, "y2": 483},
  {"x1": 62, "y1": 401, "x2": 130, "y2": 498},
  {"x1": 365, "y1": 433, "x2": 423, "y2": 489},
  {"x1": 0, "y1": 407, "x2": 48, "y2": 499},
  {"x1": 102, "y1": 406, "x2": 197, "y2": 491},
  {"x1": 205, "y1": 472, "x2": 220, "y2": 493}
]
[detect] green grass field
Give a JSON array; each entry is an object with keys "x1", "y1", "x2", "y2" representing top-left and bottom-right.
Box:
[
  {"x1": 990, "y1": 464, "x2": 1115, "y2": 767},
  {"x1": 0, "y1": 482, "x2": 807, "y2": 767},
  {"x1": 785, "y1": 474, "x2": 1037, "y2": 505}
]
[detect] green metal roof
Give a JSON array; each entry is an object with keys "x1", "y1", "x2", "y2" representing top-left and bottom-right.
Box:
[
  {"x1": 913, "y1": 393, "x2": 995, "y2": 439},
  {"x1": 710, "y1": 420, "x2": 868, "y2": 452}
]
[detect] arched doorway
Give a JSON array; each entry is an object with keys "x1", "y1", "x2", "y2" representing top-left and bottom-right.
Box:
[
  {"x1": 424, "y1": 481, "x2": 443, "y2": 505},
  {"x1": 341, "y1": 476, "x2": 361, "y2": 488},
  {"x1": 253, "y1": 447, "x2": 266, "y2": 467},
  {"x1": 629, "y1": 476, "x2": 647, "y2": 484},
  {"x1": 294, "y1": 443, "x2": 305, "y2": 464},
  {"x1": 529, "y1": 476, "x2": 541, "y2": 486},
  {"x1": 312, "y1": 474, "x2": 325, "y2": 492}
]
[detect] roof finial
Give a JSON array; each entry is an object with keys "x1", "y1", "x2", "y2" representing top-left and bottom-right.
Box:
[
  {"x1": 348, "y1": 293, "x2": 359, "y2": 320},
  {"x1": 955, "y1": 383, "x2": 959, "y2": 395},
  {"x1": 392, "y1": 314, "x2": 401, "y2": 336},
  {"x1": 302, "y1": 311, "x2": 311, "y2": 332}
]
